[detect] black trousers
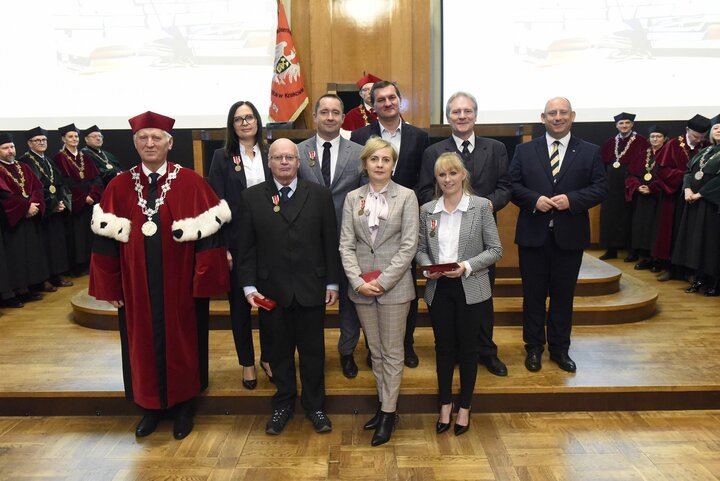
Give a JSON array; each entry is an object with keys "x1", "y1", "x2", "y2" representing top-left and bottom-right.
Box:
[
  {"x1": 478, "y1": 263, "x2": 497, "y2": 358},
  {"x1": 518, "y1": 232, "x2": 583, "y2": 354},
  {"x1": 229, "y1": 249, "x2": 269, "y2": 367},
  {"x1": 404, "y1": 260, "x2": 419, "y2": 351},
  {"x1": 261, "y1": 299, "x2": 326, "y2": 412},
  {"x1": 429, "y1": 277, "x2": 491, "y2": 409}
]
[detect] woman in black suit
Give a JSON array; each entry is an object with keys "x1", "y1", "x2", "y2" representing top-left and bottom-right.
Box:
[{"x1": 208, "y1": 100, "x2": 272, "y2": 389}]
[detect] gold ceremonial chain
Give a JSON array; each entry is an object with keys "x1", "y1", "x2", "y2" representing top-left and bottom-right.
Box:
[
  {"x1": 360, "y1": 104, "x2": 370, "y2": 126},
  {"x1": 614, "y1": 132, "x2": 637, "y2": 160},
  {"x1": 0, "y1": 162, "x2": 29, "y2": 197},
  {"x1": 27, "y1": 152, "x2": 56, "y2": 185},
  {"x1": 677, "y1": 136, "x2": 690, "y2": 160},
  {"x1": 697, "y1": 147, "x2": 720, "y2": 177},
  {"x1": 63, "y1": 149, "x2": 86, "y2": 178},
  {"x1": 644, "y1": 148, "x2": 655, "y2": 175}
]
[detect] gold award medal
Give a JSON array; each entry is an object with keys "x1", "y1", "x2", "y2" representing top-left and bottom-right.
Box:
[
  {"x1": 643, "y1": 173, "x2": 652, "y2": 182},
  {"x1": 49, "y1": 185, "x2": 57, "y2": 194},
  {"x1": 141, "y1": 220, "x2": 158, "y2": 237}
]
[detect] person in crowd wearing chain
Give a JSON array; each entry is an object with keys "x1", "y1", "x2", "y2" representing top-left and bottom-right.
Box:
[
  {"x1": 89, "y1": 111, "x2": 231, "y2": 440},
  {"x1": 598, "y1": 112, "x2": 648, "y2": 261},
  {"x1": 18, "y1": 127, "x2": 74, "y2": 291},
  {"x1": 341, "y1": 73, "x2": 381, "y2": 133},
  {"x1": 625, "y1": 125, "x2": 669, "y2": 272},
  {"x1": 53, "y1": 123, "x2": 103, "y2": 276},
  {"x1": 652, "y1": 114, "x2": 710, "y2": 281},
  {"x1": 208, "y1": 100, "x2": 272, "y2": 390},
  {"x1": 0, "y1": 133, "x2": 48, "y2": 308},
  {"x1": 82, "y1": 125, "x2": 123, "y2": 186},
  {"x1": 671, "y1": 117, "x2": 720, "y2": 296}
]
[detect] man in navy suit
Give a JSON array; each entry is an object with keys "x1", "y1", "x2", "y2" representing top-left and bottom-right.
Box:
[
  {"x1": 509, "y1": 97, "x2": 607, "y2": 373},
  {"x1": 297, "y1": 93, "x2": 365, "y2": 379},
  {"x1": 417, "y1": 91, "x2": 512, "y2": 376},
  {"x1": 350, "y1": 80, "x2": 429, "y2": 368}
]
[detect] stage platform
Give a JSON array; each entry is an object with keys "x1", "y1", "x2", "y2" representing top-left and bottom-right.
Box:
[{"x1": 1, "y1": 251, "x2": 718, "y2": 417}]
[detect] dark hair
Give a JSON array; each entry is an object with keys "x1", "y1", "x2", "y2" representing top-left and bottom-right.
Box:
[
  {"x1": 314, "y1": 93, "x2": 344, "y2": 113},
  {"x1": 370, "y1": 80, "x2": 401, "y2": 105},
  {"x1": 223, "y1": 100, "x2": 266, "y2": 158}
]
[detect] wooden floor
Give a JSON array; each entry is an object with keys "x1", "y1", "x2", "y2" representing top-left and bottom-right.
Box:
[{"x1": 1, "y1": 251, "x2": 720, "y2": 480}]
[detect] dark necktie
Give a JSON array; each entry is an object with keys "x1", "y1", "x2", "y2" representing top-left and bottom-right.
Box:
[
  {"x1": 550, "y1": 141, "x2": 560, "y2": 180},
  {"x1": 148, "y1": 173, "x2": 160, "y2": 205},
  {"x1": 148, "y1": 172, "x2": 159, "y2": 186},
  {"x1": 461, "y1": 140, "x2": 471, "y2": 161},
  {"x1": 321, "y1": 141, "x2": 332, "y2": 187},
  {"x1": 279, "y1": 185, "x2": 291, "y2": 203}
]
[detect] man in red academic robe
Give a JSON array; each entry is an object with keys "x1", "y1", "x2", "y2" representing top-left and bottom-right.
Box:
[
  {"x1": 0, "y1": 133, "x2": 48, "y2": 308},
  {"x1": 89, "y1": 112, "x2": 231, "y2": 440},
  {"x1": 652, "y1": 114, "x2": 710, "y2": 281},
  {"x1": 341, "y1": 73, "x2": 381, "y2": 132}
]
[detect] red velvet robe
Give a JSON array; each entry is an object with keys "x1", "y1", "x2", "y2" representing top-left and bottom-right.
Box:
[
  {"x1": 53, "y1": 148, "x2": 103, "y2": 212},
  {"x1": 342, "y1": 104, "x2": 377, "y2": 131},
  {"x1": 0, "y1": 161, "x2": 45, "y2": 226},
  {"x1": 652, "y1": 136, "x2": 709, "y2": 260},
  {"x1": 89, "y1": 163, "x2": 231, "y2": 409}
]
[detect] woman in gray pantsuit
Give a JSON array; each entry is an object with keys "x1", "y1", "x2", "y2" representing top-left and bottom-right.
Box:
[
  {"x1": 339, "y1": 137, "x2": 419, "y2": 446},
  {"x1": 416, "y1": 153, "x2": 502, "y2": 436}
]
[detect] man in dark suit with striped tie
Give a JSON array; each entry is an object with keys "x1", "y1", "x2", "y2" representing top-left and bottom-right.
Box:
[
  {"x1": 509, "y1": 97, "x2": 607, "y2": 373},
  {"x1": 416, "y1": 91, "x2": 512, "y2": 377}
]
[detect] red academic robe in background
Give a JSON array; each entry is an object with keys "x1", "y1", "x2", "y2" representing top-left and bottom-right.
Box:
[
  {"x1": 89, "y1": 163, "x2": 231, "y2": 410},
  {"x1": 342, "y1": 104, "x2": 377, "y2": 131}
]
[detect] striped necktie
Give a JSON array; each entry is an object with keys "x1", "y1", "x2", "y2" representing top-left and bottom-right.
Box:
[{"x1": 550, "y1": 140, "x2": 560, "y2": 180}]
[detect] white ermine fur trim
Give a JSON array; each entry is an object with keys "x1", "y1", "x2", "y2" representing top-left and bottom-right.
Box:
[
  {"x1": 171, "y1": 199, "x2": 231, "y2": 242},
  {"x1": 91, "y1": 204, "x2": 131, "y2": 243}
]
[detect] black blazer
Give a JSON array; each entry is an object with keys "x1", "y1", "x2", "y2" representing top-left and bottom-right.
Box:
[
  {"x1": 238, "y1": 179, "x2": 341, "y2": 308},
  {"x1": 208, "y1": 146, "x2": 271, "y2": 249},
  {"x1": 417, "y1": 136, "x2": 512, "y2": 209},
  {"x1": 510, "y1": 135, "x2": 607, "y2": 250},
  {"x1": 350, "y1": 120, "x2": 429, "y2": 190}
]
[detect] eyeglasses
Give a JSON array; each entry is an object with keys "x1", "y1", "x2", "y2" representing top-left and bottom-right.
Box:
[
  {"x1": 268, "y1": 154, "x2": 298, "y2": 162},
  {"x1": 29, "y1": 138, "x2": 48, "y2": 144},
  {"x1": 233, "y1": 115, "x2": 256, "y2": 125}
]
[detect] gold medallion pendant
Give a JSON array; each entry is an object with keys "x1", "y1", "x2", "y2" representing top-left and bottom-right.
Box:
[{"x1": 141, "y1": 220, "x2": 158, "y2": 237}]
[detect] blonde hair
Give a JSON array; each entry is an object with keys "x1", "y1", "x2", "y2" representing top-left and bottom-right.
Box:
[
  {"x1": 433, "y1": 152, "x2": 474, "y2": 199},
  {"x1": 360, "y1": 136, "x2": 397, "y2": 174}
]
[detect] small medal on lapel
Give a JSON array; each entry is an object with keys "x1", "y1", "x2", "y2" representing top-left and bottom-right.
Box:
[
  {"x1": 429, "y1": 218, "x2": 437, "y2": 238},
  {"x1": 272, "y1": 194, "x2": 280, "y2": 212},
  {"x1": 309, "y1": 150, "x2": 316, "y2": 167},
  {"x1": 233, "y1": 155, "x2": 242, "y2": 172},
  {"x1": 358, "y1": 199, "x2": 366, "y2": 216}
]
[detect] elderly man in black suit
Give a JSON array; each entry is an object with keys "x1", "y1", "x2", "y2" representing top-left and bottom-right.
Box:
[
  {"x1": 417, "y1": 91, "x2": 512, "y2": 377},
  {"x1": 351, "y1": 80, "x2": 429, "y2": 368},
  {"x1": 509, "y1": 97, "x2": 607, "y2": 373},
  {"x1": 239, "y1": 138, "x2": 341, "y2": 436}
]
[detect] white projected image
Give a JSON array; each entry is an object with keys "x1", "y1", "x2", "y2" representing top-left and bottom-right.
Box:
[
  {"x1": 1, "y1": 0, "x2": 277, "y2": 129},
  {"x1": 443, "y1": 0, "x2": 720, "y2": 123}
]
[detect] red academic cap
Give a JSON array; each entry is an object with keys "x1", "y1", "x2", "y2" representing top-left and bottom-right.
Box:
[
  {"x1": 356, "y1": 73, "x2": 382, "y2": 89},
  {"x1": 128, "y1": 111, "x2": 175, "y2": 134}
]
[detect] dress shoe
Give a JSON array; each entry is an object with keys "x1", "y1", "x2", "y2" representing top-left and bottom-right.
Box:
[
  {"x1": 51, "y1": 277, "x2": 74, "y2": 287},
  {"x1": 173, "y1": 414, "x2": 194, "y2": 440},
  {"x1": 685, "y1": 280, "x2": 705, "y2": 293},
  {"x1": 650, "y1": 264, "x2": 662, "y2": 273},
  {"x1": 265, "y1": 407, "x2": 294, "y2": 435},
  {"x1": 20, "y1": 292, "x2": 43, "y2": 302},
  {"x1": 525, "y1": 351, "x2": 542, "y2": 372},
  {"x1": 260, "y1": 361, "x2": 274, "y2": 384},
  {"x1": 656, "y1": 271, "x2": 671, "y2": 282},
  {"x1": 705, "y1": 281, "x2": 720, "y2": 297},
  {"x1": 454, "y1": 407, "x2": 471, "y2": 436},
  {"x1": 371, "y1": 411, "x2": 397, "y2": 446},
  {"x1": 436, "y1": 403, "x2": 452, "y2": 434},
  {"x1": 549, "y1": 352, "x2": 577, "y2": 372},
  {"x1": 135, "y1": 412, "x2": 161, "y2": 437},
  {"x1": 366, "y1": 351, "x2": 373, "y2": 369},
  {"x1": 404, "y1": 348, "x2": 419, "y2": 368},
  {"x1": 480, "y1": 355, "x2": 508, "y2": 377},
  {"x1": 42, "y1": 281, "x2": 57, "y2": 293},
  {"x1": 623, "y1": 253, "x2": 639, "y2": 262},
  {"x1": 599, "y1": 249, "x2": 617, "y2": 260},
  {"x1": 634, "y1": 259, "x2": 653, "y2": 270},
  {"x1": 242, "y1": 365, "x2": 257, "y2": 390},
  {"x1": 306, "y1": 410, "x2": 332, "y2": 433},
  {"x1": 1, "y1": 297, "x2": 24, "y2": 308},
  {"x1": 340, "y1": 354, "x2": 358, "y2": 379}
]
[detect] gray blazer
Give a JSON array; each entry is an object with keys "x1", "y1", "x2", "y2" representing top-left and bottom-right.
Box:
[
  {"x1": 339, "y1": 181, "x2": 419, "y2": 305},
  {"x1": 297, "y1": 135, "x2": 365, "y2": 229},
  {"x1": 415, "y1": 195, "x2": 502, "y2": 305}
]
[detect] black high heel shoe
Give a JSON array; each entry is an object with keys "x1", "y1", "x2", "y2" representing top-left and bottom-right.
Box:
[
  {"x1": 454, "y1": 407, "x2": 471, "y2": 436},
  {"x1": 242, "y1": 365, "x2": 257, "y2": 390},
  {"x1": 260, "y1": 361, "x2": 274, "y2": 384},
  {"x1": 436, "y1": 403, "x2": 453, "y2": 434}
]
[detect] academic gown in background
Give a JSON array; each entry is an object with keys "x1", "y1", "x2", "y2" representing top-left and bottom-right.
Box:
[
  {"x1": 89, "y1": 163, "x2": 231, "y2": 410},
  {"x1": 0, "y1": 161, "x2": 48, "y2": 291},
  {"x1": 82, "y1": 146, "x2": 123, "y2": 186},
  {"x1": 342, "y1": 104, "x2": 377, "y2": 131}
]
